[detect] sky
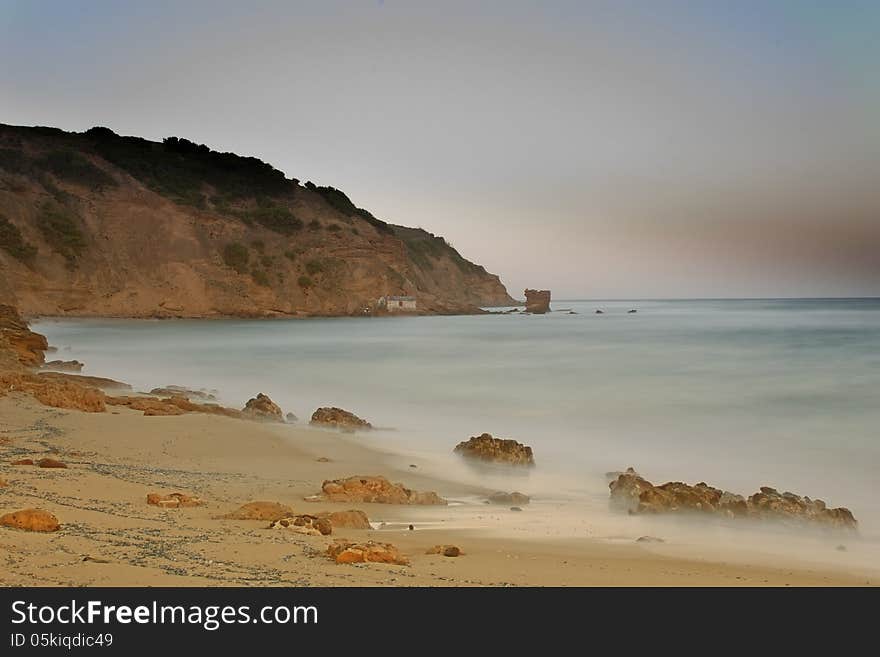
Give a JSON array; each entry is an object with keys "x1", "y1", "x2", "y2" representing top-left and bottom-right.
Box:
[{"x1": 1, "y1": 0, "x2": 878, "y2": 298}]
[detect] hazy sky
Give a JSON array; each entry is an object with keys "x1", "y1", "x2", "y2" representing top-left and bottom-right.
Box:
[{"x1": 2, "y1": 1, "x2": 878, "y2": 298}]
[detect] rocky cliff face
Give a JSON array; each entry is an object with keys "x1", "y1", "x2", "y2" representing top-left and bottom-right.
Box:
[
  {"x1": 0, "y1": 304, "x2": 47, "y2": 370},
  {"x1": 0, "y1": 124, "x2": 514, "y2": 317}
]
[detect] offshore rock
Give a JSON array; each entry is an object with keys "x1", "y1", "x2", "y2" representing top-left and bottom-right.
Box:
[
  {"x1": 241, "y1": 393, "x2": 284, "y2": 422},
  {"x1": 524, "y1": 289, "x2": 551, "y2": 314},
  {"x1": 310, "y1": 407, "x2": 372, "y2": 430},
  {"x1": 454, "y1": 433, "x2": 535, "y2": 466}
]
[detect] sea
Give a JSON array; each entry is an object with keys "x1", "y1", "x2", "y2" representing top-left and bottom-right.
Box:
[{"x1": 33, "y1": 298, "x2": 880, "y2": 552}]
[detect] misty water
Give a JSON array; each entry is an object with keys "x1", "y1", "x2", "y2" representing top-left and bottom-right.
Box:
[{"x1": 33, "y1": 298, "x2": 880, "y2": 566}]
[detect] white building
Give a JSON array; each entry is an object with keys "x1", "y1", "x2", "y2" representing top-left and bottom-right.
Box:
[{"x1": 378, "y1": 295, "x2": 417, "y2": 312}]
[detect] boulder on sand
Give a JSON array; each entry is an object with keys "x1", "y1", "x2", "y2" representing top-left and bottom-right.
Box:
[
  {"x1": 115, "y1": 397, "x2": 185, "y2": 416},
  {"x1": 0, "y1": 372, "x2": 106, "y2": 412},
  {"x1": 319, "y1": 509, "x2": 371, "y2": 529},
  {"x1": 241, "y1": 393, "x2": 284, "y2": 422},
  {"x1": 146, "y1": 492, "x2": 203, "y2": 509},
  {"x1": 270, "y1": 514, "x2": 333, "y2": 536},
  {"x1": 307, "y1": 475, "x2": 446, "y2": 505},
  {"x1": 220, "y1": 501, "x2": 294, "y2": 521},
  {"x1": 310, "y1": 407, "x2": 372, "y2": 430},
  {"x1": 454, "y1": 433, "x2": 535, "y2": 466},
  {"x1": 107, "y1": 395, "x2": 241, "y2": 419},
  {"x1": 37, "y1": 371, "x2": 130, "y2": 391},
  {"x1": 0, "y1": 508, "x2": 60, "y2": 532},
  {"x1": 327, "y1": 539, "x2": 408, "y2": 565},
  {"x1": 37, "y1": 458, "x2": 68, "y2": 469}
]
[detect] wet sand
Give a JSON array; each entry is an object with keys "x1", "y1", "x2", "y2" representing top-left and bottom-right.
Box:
[{"x1": 0, "y1": 395, "x2": 875, "y2": 586}]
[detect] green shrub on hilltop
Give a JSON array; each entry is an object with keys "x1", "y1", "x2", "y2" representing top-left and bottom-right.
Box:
[
  {"x1": 304, "y1": 181, "x2": 394, "y2": 234},
  {"x1": 0, "y1": 145, "x2": 116, "y2": 194},
  {"x1": 396, "y1": 228, "x2": 482, "y2": 275},
  {"x1": 85, "y1": 128, "x2": 297, "y2": 207},
  {"x1": 222, "y1": 242, "x2": 250, "y2": 274},
  {"x1": 35, "y1": 202, "x2": 86, "y2": 265},
  {"x1": 34, "y1": 150, "x2": 116, "y2": 190},
  {"x1": 297, "y1": 275, "x2": 313, "y2": 288},
  {"x1": 0, "y1": 214, "x2": 37, "y2": 265}
]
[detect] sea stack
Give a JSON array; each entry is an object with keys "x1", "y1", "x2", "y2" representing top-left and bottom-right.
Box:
[{"x1": 524, "y1": 289, "x2": 551, "y2": 314}]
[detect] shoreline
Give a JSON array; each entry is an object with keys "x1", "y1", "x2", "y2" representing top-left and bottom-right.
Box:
[
  {"x1": 23, "y1": 305, "x2": 518, "y2": 322},
  {"x1": 1, "y1": 394, "x2": 876, "y2": 586}
]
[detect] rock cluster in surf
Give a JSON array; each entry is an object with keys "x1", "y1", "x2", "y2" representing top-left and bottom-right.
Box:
[
  {"x1": 609, "y1": 470, "x2": 857, "y2": 531},
  {"x1": 42, "y1": 360, "x2": 84, "y2": 372},
  {"x1": 149, "y1": 385, "x2": 217, "y2": 402}
]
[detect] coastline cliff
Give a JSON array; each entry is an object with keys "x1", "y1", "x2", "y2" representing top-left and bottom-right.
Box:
[{"x1": 0, "y1": 124, "x2": 515, "y2": 317}]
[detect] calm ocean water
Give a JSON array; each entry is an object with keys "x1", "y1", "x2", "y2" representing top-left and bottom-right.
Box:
[{"x1": 33, "y1": 299, "x2": 880, "y2": 537}]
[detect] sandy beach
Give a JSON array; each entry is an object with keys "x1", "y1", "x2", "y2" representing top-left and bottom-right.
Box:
[{"x1": 1, "y1": 394, "x2": 875, "y2": 587}]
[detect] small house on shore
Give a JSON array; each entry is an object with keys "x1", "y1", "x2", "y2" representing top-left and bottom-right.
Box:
[{"x1": 378, "y1": 295, "x2": 417, "y2": 312}]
